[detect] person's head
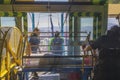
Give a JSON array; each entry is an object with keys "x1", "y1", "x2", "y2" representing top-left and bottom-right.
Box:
[
  {"x1": 107, "y1": 25, "x2": 120, "y2": 37},
  {"x1": 55, "y1": 31, "x2": 60, "y2": 37},
  {"x1": 33, "y1": 28, "x2": 40, "y2": 35}
]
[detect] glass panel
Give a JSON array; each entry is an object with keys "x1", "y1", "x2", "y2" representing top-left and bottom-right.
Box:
[
  {"x1": 28, "y1": 13, "x2": 62, "y2": 32},
  {"x1": 80, "y1": 17, "x2": 93, "y2": 41},
  {"x1": 1, "y1": 17, "x2": 15, "y2": 27},
  {"x1": 108, "y1": 17, "x2": 119, "y2": 30},
  {"x1": 27, "y1": 12, "x2": 70, "y2": 55}
]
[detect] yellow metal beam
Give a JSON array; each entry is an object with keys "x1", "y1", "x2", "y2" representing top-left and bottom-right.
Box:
[
  {"x1": 108, "y1": 4, "x2": 120, "y2": 17},
  {"x1": 0, "y1": 70, "x2": 8, "y2": 78},
  {"x1": 0, "y1": 4, "x2": 104, "y2": 12}
]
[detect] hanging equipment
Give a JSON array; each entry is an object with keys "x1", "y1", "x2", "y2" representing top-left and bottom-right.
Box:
[
  {"x1": 47, "y1": 0, "x2": 54, "y2": 37},
  {"x1": 31, "y1": 13, "x2": 35, "y2": 30},
  {"x1": 50, "y1": 14, "x2": 54, "y2": 37}
]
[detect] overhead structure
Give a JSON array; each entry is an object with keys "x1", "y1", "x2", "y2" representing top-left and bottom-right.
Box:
[{"x1": 0, "y1": 0, "x2": 107, "y2": 12}]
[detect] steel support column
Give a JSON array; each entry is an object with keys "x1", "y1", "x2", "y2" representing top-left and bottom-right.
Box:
[{"x1": 74, "y1": 16, "x2": 80, "y2": 55}]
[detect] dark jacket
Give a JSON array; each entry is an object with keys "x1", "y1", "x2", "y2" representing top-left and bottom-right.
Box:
[{"x1": 29, "y1": 33, "x2": 40, "y2": 53}]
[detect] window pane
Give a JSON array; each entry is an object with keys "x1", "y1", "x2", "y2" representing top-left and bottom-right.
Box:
[
  {"x1": 1, "y1": 17, "x2": 15, "y2": 27},
  {"x1": 108, "y1": 18, "x2": 119, "y2": 30},
  {"x1": 80, "y1": 17, "x2": 93, "y2": 40}
]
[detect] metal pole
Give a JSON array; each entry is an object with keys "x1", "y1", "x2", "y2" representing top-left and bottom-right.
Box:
[
  {"x1": 32, "y1": 13, "x2": 35, "y2": 30},
  {"x1": 61, "y1": 13, "x2": 64, "y2": 36},
  {"x1": 0, "y1": 17, "x2": 1, "y2": 26}
]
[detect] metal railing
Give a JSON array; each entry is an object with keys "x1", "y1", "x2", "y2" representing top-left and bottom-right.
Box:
[
  {"x1": 0, "y1": 27, "x2": 27, "y2": 80},
  {"x1": 23, "y1": 31, "x2": 96, "y2": 72}
]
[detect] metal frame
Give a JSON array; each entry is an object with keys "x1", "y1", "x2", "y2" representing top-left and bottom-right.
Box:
[{"x1": 0, "y1": 1, "x2": 105, "y2": 12}]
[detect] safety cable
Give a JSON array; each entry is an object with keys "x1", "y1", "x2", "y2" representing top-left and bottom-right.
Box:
[
  {"x1": 56, "y1": 13, "x2": 61, "y2": 29},
  {"x1": 47, "y1": 0, "x2": 51, "y2": 33},
  {"x1": 11, "y1": 0, "x2": 15, "y2": 13},
  {"x1": 36, "y1": 13, "x2": 41, "y2": 28},
  {"x1": 29, "y1": 13, "x2": 32, "y2": 24},
  {"x1": 63, "y1": 0, "x2": 74, "y2": 27},
  {"x1": 11, "y1": 0, "x2": 19, "y2": 27}
]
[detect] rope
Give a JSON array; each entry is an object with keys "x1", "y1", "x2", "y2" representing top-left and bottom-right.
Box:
[
  {"x1": 11, "y1": 0, "x2": 15, "y2": 12},
  {"x1": 57, "y1": 14, "x2": 61, "y2": 29},
  {"x1": 47, "y1": 0, "x2": 55, "y2": 37},
  {"x1": 36, "y1": 13, "x2": 41, "y2": 28},
  {"x1": 11, "y1": 0, "x2": 16, "y2": 26},
  {"x1": 63, "y1": 0, "x2": 74, "y2": 27},
  {"x1": 50, "y1": 14, "x2": 54, "y2": 37},
  {"x1": 47, "y1": 0, "x2": 50, "y2": 34}
]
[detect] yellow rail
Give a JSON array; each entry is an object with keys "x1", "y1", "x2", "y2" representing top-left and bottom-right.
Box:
[{"x1": 0, "y1": 27, "x2": 28, "y2": 80}]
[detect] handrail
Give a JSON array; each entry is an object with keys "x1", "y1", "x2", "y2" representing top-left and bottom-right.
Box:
[
  {"x1": 0, "y1": 27, "x2": 27, "y2": 80},
  {"x1": 23, "y1": 31, "x2": 96, "y2": 72},
  {"x1": 0, "y1": 27, "x2": 13, "y2": 79}
]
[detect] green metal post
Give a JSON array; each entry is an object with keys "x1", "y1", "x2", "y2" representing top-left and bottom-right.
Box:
[
  {"x1": 93, "y1": 16, "x2": 97, "y2": 40},
  {"x1": 23, "y1": 15, "x2": 28, "y2": 34},
  {"x1": 74, "y1": 16, "x2": 80, "y2": 55},
  {"x1": 69, "y1": 13, "x2": 74, "y2": 55},
  {"x1": 15, "y1": 17, "x2": 22, "y2": 31}
]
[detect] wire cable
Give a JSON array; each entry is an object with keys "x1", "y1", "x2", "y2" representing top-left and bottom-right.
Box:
[
  {"x1": 36, "y1": 13, "x2": 41, "y2": 28},
  {"x1": 63, "y1": 0, "x2": 74, "y2": 27}
]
